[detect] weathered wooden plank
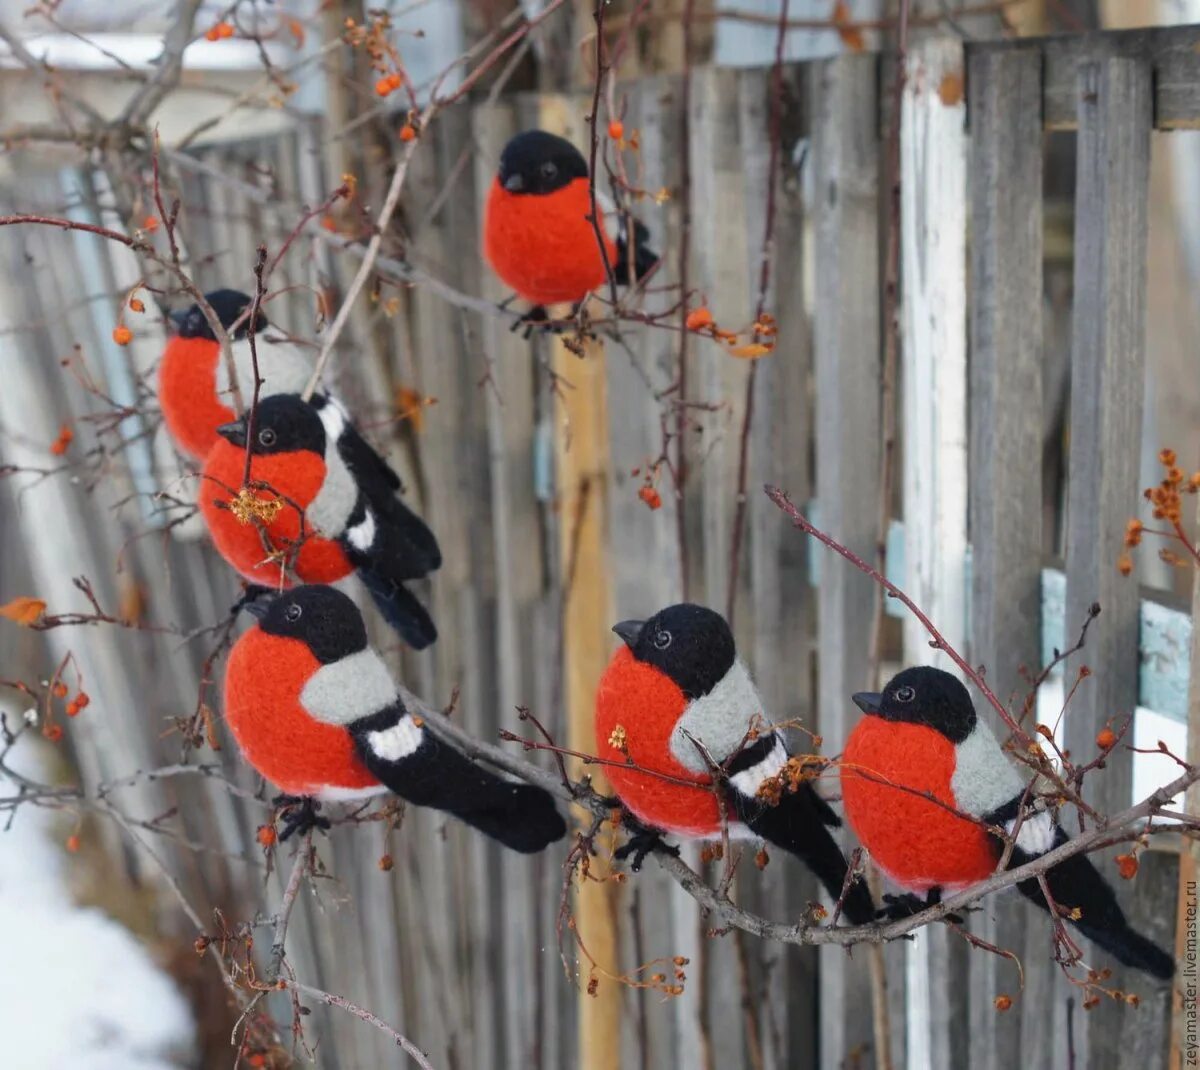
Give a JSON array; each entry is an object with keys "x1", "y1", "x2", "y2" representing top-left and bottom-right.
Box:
[
  {"x1": 809, "y1": 52, "x2": 882, "y2": 1070},
  {"x1": 964, "y1": 45, "x2": 1047, "y2": 1070},
  {"x1": 1064, "y1": 55, "x2": 1154, "y2": 1070},
  {"x1": 967, "y1": 25, "x2": 1200, "y2": 130},
  {"x1": 900, "y1": 36, "x2": 970, "y2": 1070},
  {"x1": 535, "y1": 91, "x2": 624, "y2": 1070},
  {"x1": 687, "y1": 63, "x2": 751, "y2": 1070},
  {"x1": 737, "y1": 62, "x2": 819, "y2": 1070}
]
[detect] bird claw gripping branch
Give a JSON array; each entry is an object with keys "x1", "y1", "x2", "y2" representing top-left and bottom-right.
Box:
[
  {"x1": 878, "y1": 890, "x2": 962, "y2": 924},
  {"x1": 614, "y1": 823, "x2": 681, "y2": 873},
  {"x1": 273, "y1": 795, "x2": 332, "y2": 841}
]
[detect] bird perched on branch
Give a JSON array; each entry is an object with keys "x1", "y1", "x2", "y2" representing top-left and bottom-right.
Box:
[
  {"x1": 842, "y1": 666, "x2": 1174, "y2": 979},
  {"x1": 482, "y1": 129, "x2": 658, "y2": 330},
  {"x1": 594, "y1": 603, "x2": 876, "y2": 925},
  {"x1": 158, "y1": 289, "x2": 314, "y2": 462},
  {"x1": 225, "y1": 584, "x2": 567, "y2": 849},
  {"x1": 200, "y1": 392, "x2": 441, "y2": 650}
]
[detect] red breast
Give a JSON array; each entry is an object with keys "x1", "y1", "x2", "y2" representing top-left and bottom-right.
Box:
[
  {"x1": 224, "y1": 628, "x2": 379, "y2": 795},
  {"x1": 595, "y1": 647, "x2": 722, "y2": 836},
  {"x1": 199, "y1": 438, "x2": 353, "y2": 586},
  {"x1": 841, "y1": 717, "x2": 998, "y2": 891},
  {"x1": 483, "y1": 177, "x2": 618, "y2": 307},
  {"x1": 159, "y1": 336, "x2": 232, "y2": 461}
]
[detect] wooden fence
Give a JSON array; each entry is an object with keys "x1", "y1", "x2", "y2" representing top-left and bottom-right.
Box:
[{"x1": 2, "y1": 22, "x2": 1197, "y2": 1070}]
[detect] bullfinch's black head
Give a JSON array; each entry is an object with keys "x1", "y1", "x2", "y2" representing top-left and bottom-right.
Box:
[
  {"x1": 497, "y1": 130, "x2": 589, "y2": 195},
  {"x1": 216, "y1": 394, "x2": 324, "y2": 455},
  {"x1": 852, "y1": 666, "x2": 977, "y2": 744},
  {"x1": 613, "y1": 603, "x2": 735, "y2": 699},
  {"x1": 244, "y1": 584, "x2": 367, "y2": 663},
  {"x1": 170, "y1": 289, "x2": 268, "y2": 340}
]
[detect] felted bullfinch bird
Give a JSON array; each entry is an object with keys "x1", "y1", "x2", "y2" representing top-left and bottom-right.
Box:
[
  {"x1": 842, "y1": 666, "x2": 1174, "y2": 979},
  {"x1": 200, "y1": 393, "x2": 441, "y2": 649},
  {"x1": 159, "y1": 289, "x2": 314, "y2": 462},
  {"x1": 482, "y1": 130, "x2": 657, "y2": 327},
  {"x1": 595, "y1": 603, "x2": 876, "y2": 925},
  {"x1": 225, "y1": 584, "x2": 567, "y2": 849}
]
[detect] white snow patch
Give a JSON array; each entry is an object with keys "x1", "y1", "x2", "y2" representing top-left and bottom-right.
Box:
[{"x1": 0, "y1": 737, "x2": 195, "y2": 1068}]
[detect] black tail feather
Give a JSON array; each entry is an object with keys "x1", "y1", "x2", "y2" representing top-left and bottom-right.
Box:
[
  {"x1": 731, "y1": 783, "x2": 875, "y2": 925},
  {"x1": 1010, "y1": 835, "x2": 1175, "y2": 980},
  {"x1": 353, "y1": 723, "x2": 567, "y2": 853},
  {"x1": 358, "y1": 571, "x2": 437, "y2": 650},
  {"x1": 614, "y1": 217, "x2": 658, "y2": 286}
]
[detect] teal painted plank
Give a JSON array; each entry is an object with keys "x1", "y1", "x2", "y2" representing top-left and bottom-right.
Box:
[{"x1": 799, "y1": 506, "x2": 1190, "y2": 721}]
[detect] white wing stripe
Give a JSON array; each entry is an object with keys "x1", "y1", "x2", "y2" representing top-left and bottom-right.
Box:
[
  {"x1": 367, "y1": 717, "x2": 424, "y2": 762},
  {"x1": 1006, "y1": 810, "x2": 1056, "y2": 856},
  {"x1": 729, "y1": 736, "x2": 788, "y2": 797},
  {"x1": 347, "y1": 509, "x2": 376, "y2": 551}
]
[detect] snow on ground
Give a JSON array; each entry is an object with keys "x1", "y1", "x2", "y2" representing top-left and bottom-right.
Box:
[{"x1": 0, "y1": 736, "x2": 195, "y2": 1069}]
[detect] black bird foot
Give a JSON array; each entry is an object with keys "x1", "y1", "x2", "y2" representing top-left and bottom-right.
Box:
[
  {"x1": 509, "y1": 304, "x2": 550, "y2": 339},
  {"x1": 230, "y1": 583, "x2": 273, "y2": 617},
  {"x1": 613, "y1": 819, "x2": 680, "y2": 873},
  {"x1": 272, "y1": 794, "x2": 331, "y2": 841},
  {"x1": 878, "y1": 889, "x2": 962, "y2": 924}
]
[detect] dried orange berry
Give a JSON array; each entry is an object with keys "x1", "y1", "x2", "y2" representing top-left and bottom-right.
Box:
[
  {"x1": 375, "y1": 76, "x2": 395, "y2": 97},
  {"x1": 112, "y1": 325, "x2": 133, "y2": 346},
  {"x1": 1116, "y1": 552, "x2": 1133, "y2": 576},
  {"x1": 256, "y1": 824, "x2": 278, "y2": 848},
  {"x1": 638, "y1": 485, "x2": 662, "y2": 510},
  {"x1": 1159, "y1": 448, "x2": 1176, "y2": 467},
  {"x1": 66, "y1": 701, "x2": 80, "y2": 717},
  {"x1": 1115, "y1": 853, "x2": 1138, "y2": 879},
  {"x1": 141, "y1": 215, "x2": 158, "y2": 232},
  {"x1": 74, "y1": 692, "x2": 89, "y2": 709},
  {"x1": 129, "y1": 297, "x2": 145, "y2": 313},
  {"x1": 378, "y1": 854, "x2": 394, "y2": 872},
  {"x1": 52, "y1": 682, "x2": 68, "y2": 698},
  {"x1": 65, "y1": 834, "x2": 80, "y2": 852},
  {"x1": 194, "y1": 935, "x2": 210, "y2": 954},
  {"x1": 994, "y1": 995, "x2": 1013, "y2": 1012},
  {"x1": 218, "y1": 22, "x2": 234, "y2": 38},
  {"x1": 45, "y1": 724, "x2": 63, "y2": 742},
  {"x1": 608, "y1": 120, "x2": 624, "y2": 140},
  {"x1": 685, "y1": 306, "x2": 713, "y2": 331},
  {"x1": 755, "y1": 847, "x2": 769, "y2": 870},
  {"x1": 49, "y1": 424, "x2": 73, "y2": 456},
  {"x1": 1096, "y1": 727, "x2": 1116, "y2": 750},
  {"x1": 399, "y1": 123, "x2": 416, "y2": 142}
]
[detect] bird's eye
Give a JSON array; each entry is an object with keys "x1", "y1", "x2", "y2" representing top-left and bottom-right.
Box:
[
  {"x1": 653, "y1": 629, "x2": 672, "y2": 651},
  {"x1": 540, "y1": 161, "x2": 558, "y2": 180},
  {"x1": 284, "y1": 603, "x2": 302, "y2": 622},
  {"x1": 894, "y1": 685, "x2": 915, "y2": 703},
  {"x1": 258, "y1": 427, "x2": 276, "y2": 447}
]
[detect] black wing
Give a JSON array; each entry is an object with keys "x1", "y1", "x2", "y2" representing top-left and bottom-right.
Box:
[
  {"x1": 726, "y1": 734, "x2": 875, "y2": 925},
  {"x1": 1003, "y1": 823, "x2": 1173, "y2": 980},
  {"x1": 350, "y1": 703, "x2": 566, "y2": 853},
  {"x1": 614, "y1": 216, "x2": 659, "y2": 286}
]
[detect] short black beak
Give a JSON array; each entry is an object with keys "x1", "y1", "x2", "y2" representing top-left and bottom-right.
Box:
[
  {"x1": 244, "y1": 599, "x2": 271, "y2": 620},
  {"x1": 612, "y1": 619, "x2": 644, "y2": 649},
  {"x1": 852, "y1": 691, "x2": 883, "y2": 714},
  {"x1": 503, "y1": 172, "x2": 524, "y2": 193},
  {"x1": 217, "y1": 420, "x2": 247, "y2": 447}
]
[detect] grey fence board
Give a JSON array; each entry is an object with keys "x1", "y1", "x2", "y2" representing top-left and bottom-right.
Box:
[
  {"x1": 1064, "y1": 55, "x2": 1157, "y2": 1070},
  {"x1": 969, "y1": 25, "x2": 1200, "y2": 131},
  {"x1": 965, "y1": 45, "x2": 1047, "y2": 1070},
  {"x1": 809, "y1": 52, "x2": 884, "y2": 1070}
]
